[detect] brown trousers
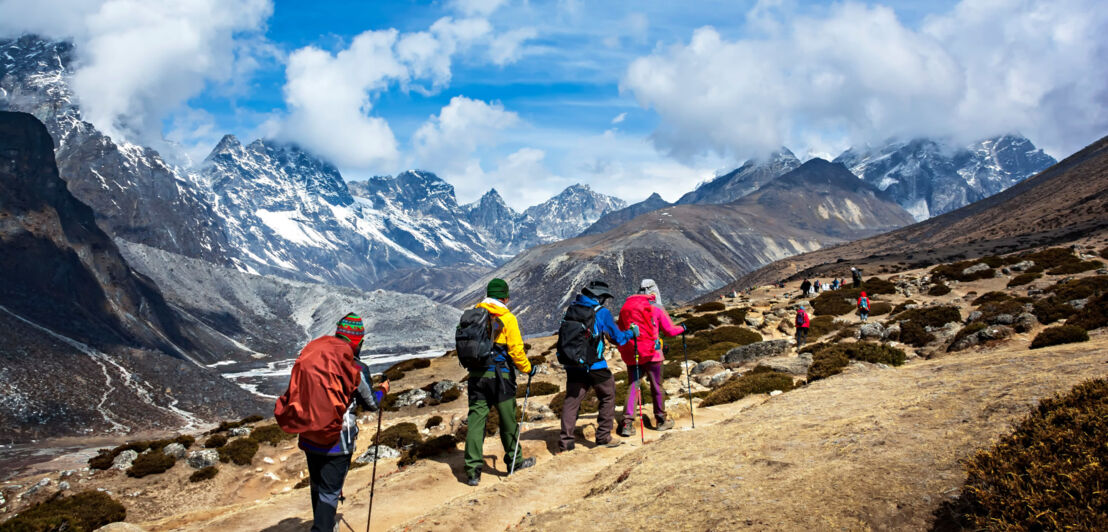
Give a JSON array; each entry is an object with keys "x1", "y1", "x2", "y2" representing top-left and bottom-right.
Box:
[{"x1": 559, "y1": 371, "x2": 616, "y2": 451}]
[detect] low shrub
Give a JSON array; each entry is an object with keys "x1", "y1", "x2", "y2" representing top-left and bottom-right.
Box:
[
  {"x1": 1022, "y1": 247, "x2": 1081, "y2": 270},
  {"x1": 713, "y1": 307, "x2": 749, "y2": 324},
  {"x1": 897, "y1": 306, "x2": 961, "y2": 329},
  {"x1": 699, "y1": 370, "x2": 794, "y2": 407},
  {"x1": 807, "y1": 348, "x2": 849, "y2": 381},
  {"x1": 971, "y1": 291, "x2": 1011, "y2": 306},
  {"x1": 518, "y1": 381, "x2": 560, "y2": 398},
  {"x1": 189, "y1": 466, "x2": 219, "y2": 483},
  {"x1": 389, "y1": 358, "x2": 432, "y2": 373},
  {"x1": 868, "y1": 302, "x2": 893, "y2": 316},
  {"x1": 248, "y1": 424, "x2": 295, "y2": 446},
  {"x1": 928, "y1": 283, "x2": 951, "y2": 296},
  {"x1": 212, "y1": 420, "x2": 244, "y2": 433},
  {"x1": 218, "y1": 438, "x2": 259, "y2": 466},
  {"x1": 1007, "y1": 272, "x2": 1041, "y2": 287},
  {"x1": 1031, "y1": 298, "x2": 1077, "y2": 325},
  {"x1": 383, "y1": 367, "x2": 406, "y2": 382},
  {"x1": 1067, "y1": 293, "x2": 1108, "y2": 331},
  {"x1": 240, "y1": 414, "x2": 264, "y2": 424},
  {"x1": 1048, "y1": 275, "x2": 1108, "y2": 302},
  {"x1": 662, "y1": 361, "x2": 684, "y2": 379},
  {"x1": 950, "y1": 322, "x2": 987, "y2": 347},
  {"x1": 425, "y1": 416, "x2": 443, "y2": 430},
  {"x1": 810, "y1": 291, "x2": 856, "y2": 316},
  {"x1": 1046, "y1": 260, "x2": 1103, "y2": 275},
  {"x1": 863, "y1": 277, "x2": 897, "y2": 295},
  {"x1": 931, "y1": 261, "x2": 995, "y2": 282},
  {"x1": 684, "y1": 341, "x2": 740, "y2": 363},
  {"x1": 898, "y1": 320, "x2": 935, "y2": 347},
  {"x1": 891, "y1": 300, "x2": 917, "y2": 316},
  {"x1": 376, "y1": 422, "x2": 423, "y2": 449},
  {"x1": 204, "y1": 433, "x2": 228, "y2": 448},
  {"x1": 699, "y1": 325, "x2": 762, "y2": 346},
  {"x1": 527, "y1": 354, "x2": 546, "y2": 366},
  {"x1": 681, "y1": 314, "x2": 721, "y2": 335},
  {"x1": 0, "y1": 491, "x2": 125, "y2": 531},
  {"x1": 439, "y1": 387, "x2": 462, "y2": 403},
  {"x1": 1030, "y1": 325, "x2": 1089, "y2": 349},
  {"x1": 808, "y1": 315, "x2": 844, "y2": 338},
  {"x1": 126, "y1": 451, "x2": 175, "y2": 478},
  {"x1": 693, "y1": 301, "x2": 726, "y2": 312},
  {"x1": 398, "y1": 435, "x2": 458, "y2": 467},
  {"x1": 933, "y1": 379, "x2": 1108, "y2": 529},
  {"x1": 174, "y1": 434, "x2": 196, "y2": 449}
]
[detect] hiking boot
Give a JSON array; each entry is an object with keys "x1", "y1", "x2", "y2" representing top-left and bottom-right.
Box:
[
  {"x1": 656, "y1": 418, "x2": 675, "y2": 431},
  {"x1": 597, "y1": 440, "x2": 624, "y2": 448},
  {"x1": 512, "y1": 457, "x2": 536, "y2": 472},
  {"x1": 466, "y1": 472, "x2": 481, "y2": 486},
  {"x1": 618, "y1": 421, "x2": 635, "y2": 437}
]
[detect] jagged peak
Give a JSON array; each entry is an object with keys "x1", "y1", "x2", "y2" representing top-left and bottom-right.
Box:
[
  {"x1": 645, "y1": 192, "x2": 664, "y2": 201},
  {"x1": 212, "y1": 134, "x2": 243, "y2": 153}
]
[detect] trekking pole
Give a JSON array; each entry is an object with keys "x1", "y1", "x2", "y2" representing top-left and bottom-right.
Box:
[
  {"x1": 509, "y1": 371, "x2": 533, "y2": 476},
  {"x1": 366, "y1": 389, "x2": 384, "y2": 532},
  {"x1": 682, "y1": 331, "x2": 694, "y2": 429},
  {"x1": 633, "y1": 336, "x2": 644, "y2": 444}
]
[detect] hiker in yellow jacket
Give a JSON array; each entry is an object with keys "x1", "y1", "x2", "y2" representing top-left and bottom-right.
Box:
[{"x1": 463, "y1": 278, "x2": 536, "y2": 486}]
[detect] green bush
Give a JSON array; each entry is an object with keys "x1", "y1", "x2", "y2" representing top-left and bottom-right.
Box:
[
  {"x1": 126, "y1": 451, "x2": 176, "y2": 478},
  {"x1": 1048, "y1": 275, "x2": 1108, "y2": 302},
  {"x1": 1032, "y1": 299, "x2": 1076, "y2": 325},
  {"x1": 1030, "y1": 325, "x2": 1089, "y2": 349},
  {"x1": 700, "y1": 370, "x2": 794, "y2": 407},
  {"x1": 1007, "y1": 272, "x2": 1041, "y2": 287},
  {"x1": 662, "y1": 361, "x2": 684, "y2": 379},
  {"x1": 928, "y1": 283, "x2": 952, "y2": 296},
  {"x1": 684, "y1": 341, "x2": 740, "y2": 363},
  {"x1": 891, "y1": 300, "x2": 917, "y2": 316},
  {"x1": 898, "y1": 320, "x2": 935, "y2": 347},
  {"x1": 810, "y1": 291, "x2": 856, "y2": 316},
  {"x1": 897, "y1": 305, "x2": 961, "y2": 329},
  {"x1": 807, "y1": 348, "x2": 849, "y2": 381},
  {"x1": 87, "y1": 436, "x2": 193, "y2": 469},
  {"x1": 189, "y1": 466, "x2": 219, "y2": 483},
  {"x1": 1022, "y1": 247, "x2": 1081, "y2": 270},
  {"x1": 808, "y1": 315, "x2": 844, "y2": 338},
  {"x1": 240, "y1": 414, "x2": 264, "y2": 424},
  {"x1": 933, "y1": 379, "x2": 1108, "y2": 529},
  {"x1": 699, "y1": 325, "x2": 762, "y2": 346},
  {"x1": 377, "y1": 422, "x2": 423, "y2": 449},
  {"x1": 0, "y1": 491, "x2": 125, "y2": 531},
  {"x1": 693, "y1": 301, "x2": 726, "y2": 312},
  {"x1": 175, "y1": 434, "x2": 196, "y2": 449},
  {"x1": 204, "y1": 433, "x2": 228, "y2": 448},
  {"x1": 713, "y1": 307, "x2": 749, "y2": 324},
  {"x1": 972, "y1": 291, "x2": 1011, "y2": 306},
  {"x1": 439, "y1": 387, "x2": 462, "y2": 403},
  {"x1": 863, "y1": 277, "x2": 897, "y2": 295},
  {"x1": 1067, "y1": 293, "x2": 1108, "y2": 331},
  {"x1": 681, "y1": 314, "x2": 721, "y2": 334},
  {"x1": 1047, "y1": 260, "x2": 1103, "y2": 275},
  {"x1": 248, "y1": 424, "x2": 295, "y2": 446},
  {"x1": 868, "y1": 302, "x2": 893, "y2": 316},
  {"x1": 518, "y1": 381, "x2": 560, "y2": 398},
  {"x1": 397, "y1": 435, "x2": 458, "y2": 467},
  {"x1": 218, "y1": 438, "x2": 259, "y2": 465},
  {"x1": 425, "y1": 415, "x2": 443, "y2": 429},
  {"x1": 383, "y1": 367, "x2": 406, "y2": 382},
  {"x1": 212, "y1": 420, "x2": 244, "y2": 433}
]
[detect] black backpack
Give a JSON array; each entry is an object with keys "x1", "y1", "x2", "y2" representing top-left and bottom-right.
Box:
[
  {"x1": 456, "y1": 308, "x2": 500, "y2": 371},
  {"x1": 556, "y1": 304, "x2": 601, "y2": 369}
]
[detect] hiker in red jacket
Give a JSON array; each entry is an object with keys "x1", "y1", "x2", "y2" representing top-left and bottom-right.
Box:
[
  {"x1": 274, "y1": 313, "x2": 389, "y2": 532},
  {"x1": 795, "y1": 306, "x2": 810, "y2": 349},
  {"x1": 617, "y1": 279, "x2": 686, "y2": 435},
  {"x1": 858, "y1": 292, "x2": 870, "y2": 323}
]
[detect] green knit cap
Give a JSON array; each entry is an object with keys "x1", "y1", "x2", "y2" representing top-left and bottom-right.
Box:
[{"x1": 486, "y1": 278, "x2": 509, "y2": 299}]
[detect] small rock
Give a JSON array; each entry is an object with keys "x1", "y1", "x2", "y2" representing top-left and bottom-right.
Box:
[
  {"x1": 528, "y1": 404, "x2": 555, "y2": 422},
  {"x1": 57, "y1": 481, "x2": 70, "y2": 491},
  {"x1": 1098, "y1": 269, "x2": 1108, "y2": 275},
  {"x1": 263, "y1": 472, "x2": 281, "y2": 482},
  {"x1": 187, "y1": 449, "x2": 219, "y2": 469},
  {"x1": 394, "y1": 388, "x2": 429, "y2": 408},
  {"x1": 1028, "y1": 288, "x2": 1044, "y2": 296},
  {"x1": 722, "y1": 340, "x2": 790, "y2": 365},
  {"x1": 1010, "y1": 260, "x2": 1035, "y2": 272},
  {"x1": 1001, "y1": 267, "x2": 1011, "y2": 275},
  {"x1": 59, "y1": 470, "x2": 76, "y2": 478},
  {"x1": 1014, "y1": 313, "x2": 1039, "y2": 333},
  {"x1": 112, "y1": 450, "x2": 138, "y2": 470},
  {"x1": 22, "y1": 478, "x2": 51, "y2": 498},
  {"x1": 708, "y1": 370, "x2": 733, "y2": 388},
  {"x1": 744, "y1": 316, "x2": 763, "y2": 328},
  {"x1": 992, "y1": 314, "x2": 1015, "y2": 326},
  {"x1": 882, "y1": 323, "x2": 901, "y2": 341},
  {"x1": 691, "y1": 360, "x2": 722, "y2": 375},
  {"x1": 230, "y1": 427, "x2": 252, "y2": 437},
  {"x1": 429, "y1": 380, "x2": 460, "y2": 400},
  {"x1": 162, "y1": 443, "x2": 187, "y2": 459},
  {"x1": 962, "y1": 263, "x2": 991, "y2": 276},
  {"x1": 966, "y1": 311, "x2": 983, "y2": 323},
  {"x1": 1068, "y1": 298, "x2": 1088, "y2": 310},
  {"x1": 262, "y1": 457, "x2": 275, "y2": 464},
  {"x1": 354, "y1": 445, "x2": 400, "y2": 464},
  {"x1": 858, "y1": 322, "x2": 885, "y2": 340},
  {"x1": 768, "y1": 390, "x2": 783, "y2": 397}
]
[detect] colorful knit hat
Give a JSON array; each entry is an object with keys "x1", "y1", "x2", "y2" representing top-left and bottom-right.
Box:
[
  {"x1": 487, "y1": 278, "x2": 509, "y2": 299},
  {"x1": 336, "y1": 313, "x2": 365, "y2": 345}
]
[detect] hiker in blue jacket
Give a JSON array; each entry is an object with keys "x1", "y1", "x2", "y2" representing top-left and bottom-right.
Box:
[{"x1": 558, "y1": 280, "x2": 638, "y2": 452}]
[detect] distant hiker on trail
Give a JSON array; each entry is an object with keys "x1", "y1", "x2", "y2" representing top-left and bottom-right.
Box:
[
  {"x1": 556, "y1": 280, "x2": 638, "y2": 452},
  {"x1": 795, "y1": 306, "x2": 810, "y2": 349},
  {"x1": 814, "y1": 280, "x2": 822, "y2": 293},
  {"x1": 831, "y1": 278, "x2": 840, "y2": 290},
  {"x1": 858, "y1": 291, "x2": 870, "y2": 323},
  {"x1": 617, "y1": 281, "x2": 686, "y2": 435},
  {"x1": 799, "y1": 279, "x2": 811, "y2": 297},
  {"x1": 852, "y1": 267, "x2": 863, "y2": 289},
  {"x1": 274, "y1": 313, "x2": 389, "y2": 532},
  {"x1": 455, "y1": 278, "x2": 536, "y2": 486}
]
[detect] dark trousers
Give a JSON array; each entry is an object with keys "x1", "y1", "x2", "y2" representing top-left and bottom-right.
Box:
[
  {"x1": 560, "y1": 372, "x2": 616, "y2": 450},
  {"x1": 796, "y1": 327, "x2": 809, "y2": 347},
  {"x1": 305, "y1": 452, "x2": 352, "y2": 532}
]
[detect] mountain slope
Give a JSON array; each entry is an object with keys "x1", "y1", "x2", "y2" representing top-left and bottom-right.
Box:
[
  {"x1": 580, "y1": 192, "x2": 673, "y2": 236},
  {"x1": 727, "y1": 134, "x2": 1108, "y2": 291},
  {"x1": 676, "y1": 149, "x2": 802, "y2": 205},
  {"x1": 0, "y1": 111, "x2": 265, "y2": 441},
  {"x1": 835, "y1": 135, "x2": 1056, "y2": 220},
  {"x1": 452, "y1": 159, "x2": 915, "y2": 331}
]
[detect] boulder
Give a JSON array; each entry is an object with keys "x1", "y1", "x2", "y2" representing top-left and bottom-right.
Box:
[
  {"x1": 721, "y1": 340, "x2": 790, "y2": 365},
  {"x1": 112, "y1": 450, "x2": 138, "y2": 470},
  {"x1": 1068, "y1": 298, "x2": 1088, "y2": 310},
  {"x1": 992, "y1": 314, "x2": 1015, "y2": 326},
  {"x1": 708, "y1": 370, "x2": 733, "y2": 388},
  {"x1": 882, "y1": 323, "x2": 901, "y2": 341},
  {"x1": 962, "y1": 263, "x2": 991, "y2": 276},
  {"x1": 22, "y1": 478, "x2": 51, "y2": 498},
  {"x1": 744, "y1": 315, "x2": 763, "y2": 328},
  {"x1": 186, "y1": 449, "x2": 219, "y2": 470},
  {"x1": 162, "y1": 443, "x2": 187, "y2": 460},
  {"x1": 229, "y1": 427, "x2": 252, "y2": 437},
  {"x1": 1014, "y1": 313, "x2": 1039, "y2": 333},
  {"x1": 354, "y1": 445, "x2": 400, "y2": 464},
  {"x1": 949, "y1": 325, "x2": 1015, "y2": 351},
  {"x1": 57, "y1": 481, "x2": 70, "y2": 491},
  {"x1": 527, "y1": 404, "x2": 555, "y2": 422},
  {"x1": 1010, "y1": 260, "x2": 1035, "y2": 272},
  {"x1": 691, "y1": 360, "x2": 722, "y2": 375},
  {"x1": 966, "y1": 311, "x2": 983, "y2": 323},
  {"x1": 858, "y1": 322, "x2": 885, "y2": 340},
  {"x1": 429, "y1": 380, "x2": 460, "y2": 400},
  {"x1": 759, "y1": 354, "x2": 812, "y2": 375},
  {"x1": 394, "y1": 388, "x2": 429, "y2": 408}
]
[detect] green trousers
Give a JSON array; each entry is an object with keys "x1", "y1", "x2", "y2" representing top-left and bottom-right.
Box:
[{"x1": 464, "y1": 381, "x2": 522, "y2": 478}]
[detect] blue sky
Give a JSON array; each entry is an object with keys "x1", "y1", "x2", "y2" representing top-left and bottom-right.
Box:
[{"x1": 2, "y1": 0, "x2": 1105, "y2": 208}]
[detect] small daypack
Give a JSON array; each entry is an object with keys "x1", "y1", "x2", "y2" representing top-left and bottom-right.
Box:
[
  {"x1": 556, "y1": 304, "x2": 601, "y2": 369},
  {"x1": 455, "y1": 307, "x2": 501, "y2": 370},
  {"x1": 859, "y1": 297, "x2": 870, "y2": 310}
]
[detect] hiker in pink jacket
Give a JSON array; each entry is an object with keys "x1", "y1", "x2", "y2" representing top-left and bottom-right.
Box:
[{"x1": 616, "y1": 279, "x2": 686, "y2": 434}]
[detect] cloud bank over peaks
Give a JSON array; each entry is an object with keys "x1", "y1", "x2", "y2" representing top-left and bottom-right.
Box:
[{"x1": 623, "y1": 0, "x2": 1108, "y2": 162}]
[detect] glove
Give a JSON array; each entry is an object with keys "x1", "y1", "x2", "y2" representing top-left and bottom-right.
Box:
[
  {"x1": 629, "y1": 324, "x2": 640, "y2": 337},
  {"x1": 376, "y1": 378, "x2": 390, "y2": 395}
]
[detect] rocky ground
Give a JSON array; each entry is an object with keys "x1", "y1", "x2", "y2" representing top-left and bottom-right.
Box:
[{"x1": 3, "y1": 243, "x2": 1108, "y2": 531}]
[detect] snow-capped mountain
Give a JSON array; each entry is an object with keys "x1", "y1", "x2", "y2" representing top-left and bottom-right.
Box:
[
  {"x1": 834, "y1": 136, "x2": 1057, "y2": 221},
  {"x1": 676, "y1": 149, "x2": 802, "y2": 205},
  {"x1": 0, "y1": 35, "x2": 229, "y2": 262},
  {"x1": 580, "y1": 192, "x2": 673, "y2": 236}
]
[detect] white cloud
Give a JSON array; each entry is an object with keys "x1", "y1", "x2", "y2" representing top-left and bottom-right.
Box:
[
  {"x1": 410, "y1": 95, "x2": 520, "y2": 191},
  {"x1": 449, "y1": 0, "x2": 507, "y2": 17},
  {"x1": 611, "y1": 112, "x2": 627, "y2": 124},
  {"x1": 0, "y1": 0, "x2": 274, "y2": 155},
  {"x1": 622, "y1": 0, "x2": 1108, "y2": 161},
  {"x1": 489, "y1": 27, "x2": 537, "y2": 65}
]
